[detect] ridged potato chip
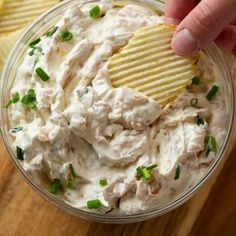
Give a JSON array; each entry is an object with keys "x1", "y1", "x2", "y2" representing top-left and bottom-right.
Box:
[
  {"x1": 0, "y1": 0, "x2": 60, "y2": 35},
  {"x1": 108, "y1": 24, "x2": 199, "y2": 107},
  {"x1": 0, "y1": 30, "x2": 21, "y2": 70}
]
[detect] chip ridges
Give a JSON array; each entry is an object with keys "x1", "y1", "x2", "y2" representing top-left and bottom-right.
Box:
[
  {"x1": 108, "y1": 24, "x2": 199, "y2": 107},
  {"x1": 0, "y1": 30, "x2": 20, "y2": 70},
  {"x1": 0, "y1": 0, "x2": 59, "y2": 35}
]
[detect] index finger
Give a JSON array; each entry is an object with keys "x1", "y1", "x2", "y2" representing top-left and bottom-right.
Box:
[{"x1": 165, "y1": 0, "x2": 198, "y2": 24}]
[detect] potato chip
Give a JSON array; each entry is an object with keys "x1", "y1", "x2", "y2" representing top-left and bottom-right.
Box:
[
  {"x1": 0, "y1": 0, "x2": 60, "y2": 35},
  {"x1": 0, "y1": 30, "x2": 21, "y2": 70},
  {"x1": 108, "y1": 24, "x2": 199, "y2": 107}
]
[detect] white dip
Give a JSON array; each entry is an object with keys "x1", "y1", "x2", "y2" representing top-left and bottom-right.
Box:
[{"x1": 7, "y1": 1, "x2": 226, "y2": 214}]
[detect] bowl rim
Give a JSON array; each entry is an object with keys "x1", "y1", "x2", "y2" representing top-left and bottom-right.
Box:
[{"x1": 0, "y1": 0, "x2": 235, "y2": 223}]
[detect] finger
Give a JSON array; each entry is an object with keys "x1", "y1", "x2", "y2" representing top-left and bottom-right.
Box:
[
  {"x1": 172, "y1": 0, "x2": 236, "y2": 56},
  {"x1": 215, "y1": 25, "x2": 236, "y2": 51},
  {"x1": 165, "y1": 0, "x2": 198, "y2": 24},
  {"x1": 231, "y1": 17, "x2": 236, "y2": 25},
  {"x1": 233, "y1": 48, "x2": 236, "y2": 57}
]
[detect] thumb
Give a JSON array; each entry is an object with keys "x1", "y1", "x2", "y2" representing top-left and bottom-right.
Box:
[{"x1": 172, "y1": 0, "x2": 236, "y2": 56}]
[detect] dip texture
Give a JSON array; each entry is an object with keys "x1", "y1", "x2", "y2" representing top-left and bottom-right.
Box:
[{"x1": 7, "y1": 1, "x2": 226, "y2": 214}]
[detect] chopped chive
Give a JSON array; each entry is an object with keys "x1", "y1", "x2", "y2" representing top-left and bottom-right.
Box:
[
  {"x1": 99, "y1": 178, "x2": 108, "y2": 186},
  {"x1": 50, "y1": 178, "x2": 61, "y2": 195},
  {"x1": 33, "y1": 59, "x2": 39, "y2": 69},
  {"x1": 136, "y1": 166, "x2": 143, "y2": 178},
  {"x1": 146, "y1": 163, "x2": 158, "y2": 170},
  {"x1": 4, "y1": 92, "x2": 20, "y2": 108},
  {"x1": 66, "y1": 177, "x2": 74, "y2": 189},
  {"x1": 29, "y1": 48, "x2": 35, "y2": 56},
  {"x1": 205, "y1": 136, "x2": 217, "y2": 157},
  {"x1": 207, "y1": 136, "x2": 217, "y2": 152},
  {"x1": 29, "y1": 38, "x2": 41, "y2": 48},
  {"x1": 29, "y1": 46, "x2": 43, "y2": 56},
  {"x1": 11, "y1": 92, "x2": 20, "y2": 104},
  {"x1": 69, "y1": 163, "x2": 77, "y2": 178},
  {"x1": 87, "y1": 199, "x2": 101, "y2": 209},
  {"x1": 27, "y1": 102, "x2": 37, "y2": 109},
  {"x1": 175, "y1": 164, "x2": 181, "y2": 180},
  {"x1": 11, "y1": 127, "x2": 23, "y2": 133},
  {"x1": 60, "y1": 30, "x2": 73, "y2": 41},
  {"x1": 141, "y1": 167, "x2": 151, "y2": 180},
  {"x1": 4, "y1": 100, "x2": 12, "y2": 108},
  {"x1": 16, "y1": 146, "x2": 24, "y2": 160},
  {"x1": 192, "y1": 76, "x2": 200, "y2": 85},
  {"x1": 194, "y1": 114, "x2": 204, "y2": 126},
  {"x1": 90, "y1": 5, "x2": 100, "y2": 18},
  {"x1": 190, "y1": 98, "x2": 198, "y2": 107},
  {"x1": 44, "y1": 26, "x2": 59, "y2": 37},
  {"x1": 206, "y1": 85, "x2": 219, "y2": 101},
  {"x1": 66, "y1": 164, "x2": 77, "y2": 189},
  {"x1": 21, "y1": 89, "x2": 37, "y2": 109},
  {"x1": 27, "y1": 89, "x2": 36, "y2": 101},
  {"x1": 35, "y1": 67, "x2": 50, "y2": 82}
]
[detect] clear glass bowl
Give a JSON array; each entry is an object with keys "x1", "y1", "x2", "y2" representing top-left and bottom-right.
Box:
[{"x1": 0, "y1": 0, "x2": 235, "y2": 223}]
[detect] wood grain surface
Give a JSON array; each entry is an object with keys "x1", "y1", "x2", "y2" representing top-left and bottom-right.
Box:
[{"x1": 0, "y1": 60, "x2": 236, "y2": 236}]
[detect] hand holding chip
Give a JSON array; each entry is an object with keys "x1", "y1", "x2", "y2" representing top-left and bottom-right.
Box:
[{"x1": 165, "y1": 0, "x2": 236, "y2": 56}]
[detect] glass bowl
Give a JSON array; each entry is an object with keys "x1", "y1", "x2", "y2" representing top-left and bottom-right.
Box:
[{"x1": 0, "y1": 0, "x2": 235, "y2": 223}]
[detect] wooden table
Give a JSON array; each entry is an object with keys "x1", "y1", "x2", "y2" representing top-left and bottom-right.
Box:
[{"x1": 0, "y1": 60, "x2": 236, "y2": 236}]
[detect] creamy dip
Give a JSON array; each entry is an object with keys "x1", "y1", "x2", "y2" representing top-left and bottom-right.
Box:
[{"x1": 7, "y1": 1, "x2": 226, "y2": 214}]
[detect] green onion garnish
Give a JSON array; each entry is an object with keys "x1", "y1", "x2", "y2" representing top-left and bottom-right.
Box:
[
  {"x1": 87, "y1": 199, "x2": 101, "y2": 209},
  {"x1": 11, "y1": 92, "x2": 20, "y2": 104},
  {"x1": 90, "y1": 5, "x2": 100, "y2": 18},
  {"x1": 141, "y1": 167, "x2": 151, "y2": 180},
  {"x1": 29, "y1": 46, "x2": 43, "y2": 56},
  {"x1": 16, "y1": 146, "x2": 24, "y2": 160},
  {"x1": 69, "y1": 163, "x2": 76, "y2": 178},
  {"x1": 206, "y1": 85, "x2": 219, "y2": 101},
  {"x1": 35, "y1": 67, "x2": 50, "y2": 82},
  {"x1": 194, "y1": 114, "x2": 204, "y2": 126},
  {"x1": 11, "y1": 127, "x2": 23, "y2": 133},
  {"x1": 44, "y1": 26, "x2": 59, "y2": 37},
  {"x1": 4, "y1": 92, "x2": 20, "y2": 108},
  {"x1": 66, "y1": 164, "x2": 77, "y2": 189},
  {"x1": 66, "y1": 178, "x2": 74, "y2": 189},
  {"x1": 29, "y1": 38, "x2": 41, "y2": 48},
  {"x1": 175, "y1": 164, "x2": 181, "y2": 180},
  {"x1": 207, "y1": 136, "x2": 217, "y2": 152},
  {"x1": 33, "y1": 59, "x2": 39, "y2": 69},
  {"x1": 29, "y1": 49, "x2": 35, "y2": 56},
  {"x1": 50, "y1": 178, "x2": 61, "y2": 195},
  {"x1": 190, "y1": 98, "x2": 198, "y2": 107},
  {"x1": 205, "y1": 136, "x2": 217, "y2": 157},
  {"x1": 60, "y1": 30, "x2": 73, "y2": 41},
  {"x1": 21, "y1": 89, "x2": 37, "y2": 109},
  {"x1": 146, "y1": 163, "x2": 158, "y2": 170},
  {"x1": 136, "y1": 166, "x2": 143, "y2": 178},
  {"x1": 192, "y1": 76, "x2": 200, "y2": 85},
  {"x1": 4, "y1": 100, "x2": 12, "y2": 108},
  {"x1": 99, "y1": 179, "x2": 108, "y2": 186}
]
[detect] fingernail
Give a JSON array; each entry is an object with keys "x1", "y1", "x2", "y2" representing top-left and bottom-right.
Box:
[{"x1": 172, "y1": 28, "x2": 198, "y2": 56}]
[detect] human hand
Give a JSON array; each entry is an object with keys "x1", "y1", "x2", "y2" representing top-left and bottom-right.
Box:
[{"x1": 165, "y1": 0, "x2": 236, "y2": 56}]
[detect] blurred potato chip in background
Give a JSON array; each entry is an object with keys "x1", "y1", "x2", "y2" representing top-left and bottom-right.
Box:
[
  {"x1": 0, "y1": 30, "x2": 21, "y2": 69},
  {"x1": 0, "y1": 0, "x2": 60, "y2": 70}
]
